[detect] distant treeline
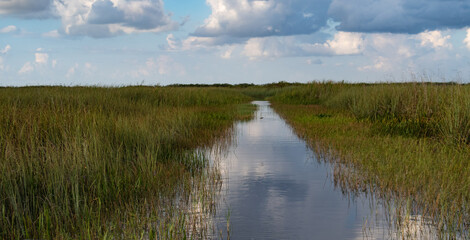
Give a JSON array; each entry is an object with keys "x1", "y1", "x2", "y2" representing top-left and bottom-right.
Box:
[
  {"x1": 167, "y1": 81, "x2": 466, "y2": 88},
  {"x1": 167, "y1": 81, "x2": 303, "y2": 88}
]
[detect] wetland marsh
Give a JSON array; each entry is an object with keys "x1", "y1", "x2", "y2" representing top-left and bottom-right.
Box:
[{"x1": 1, "y1": 82, "x2": 469, "y2": 239}]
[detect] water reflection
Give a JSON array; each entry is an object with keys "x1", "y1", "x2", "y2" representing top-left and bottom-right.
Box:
[
  {"x1": 205, "y1": 101, "x2": 445, "y2": 239},
  {"x1": 209, "y1": 101, "x2": 377, "y2": 239}
]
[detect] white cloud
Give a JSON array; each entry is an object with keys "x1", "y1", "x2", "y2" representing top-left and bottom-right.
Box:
[
  {"x1": 221, "y1": 46, "x2": 235, "y2": 59},
  {"x1": 0, "y1": 45, "x2": 11, "y2": 54},
  {"x1": 0, "y1": 25, "x2": 18, "y2": 33},
  {"x1": 132, "y1": 56, "x2": 185, "y2": 77},
  {"x1": 326, "y1": 32, "x2": 364, "y2": 55},
  {"x1": 66, "y1": 64, "x2": 78, "y2": 78},
  {"x1": 35, "y1": 52, "x2": 49, "y2": 64},
  {"x1": 166, "y1": 34, "x2": 179, "y2": 49},
  {"x1": 155, "y1": 56, "x2": 170, "y2": 75},
  {"x1": 156, "y1": 56, "x2": 185, "y2": 75},
  {"x1": 166, "y1": 34, "x2": 241, "y2": 51},
  {"x1": 18, "y1": 62, "x2": 34, "y2": 74},
  {"x1": 417, "y1": 30, "x2": 452, "y2": 49},
  {"x1": 62, "y1": 62, "x2": 97, "y2": 79},
  {"x1": 16, "y1": 49, "x2": 54, "y2": 74},
  {"x1": 355, "y1": 33, "x2": 416, "y2": 73},
  {"x1": 1, "y1": 0, "x2": 176, "y2": 38},
  {"x1": 194, "y1": 0, "x2": 329, "y2": 38},
  {"x1": 358, "y1": 57, "x2": 390, "y2": 71},
  {"x1": 242, "y1": 37, "x2": 286, "y2": 60},
  {"x1": 42, "y1": 30, "x2": 60, "y2": 38},
  {"x1": 464, "y1": 28, "x2": 470, "y2": 50},
  {"x1": 53, "y1": 0, "x2": 177, "y2": 38},
  {"x1": 367, "y1": 33, "x2": 415, "y2": 57},
  {"x1": 242, "y1": 32, "x2": 364, "y2": 60}
]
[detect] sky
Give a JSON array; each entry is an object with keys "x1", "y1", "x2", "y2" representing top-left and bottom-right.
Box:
[{"x1": 1, "y1": 0, "x2": 470, "y2": 86}]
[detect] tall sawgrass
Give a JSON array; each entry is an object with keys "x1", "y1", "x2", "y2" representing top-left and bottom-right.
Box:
[
  {"x1": 0, "y1": 86, "x2": 251, "y2": 239},
  {"x1": 269, "y1": 81, "x2": 470, "y2": 145}
]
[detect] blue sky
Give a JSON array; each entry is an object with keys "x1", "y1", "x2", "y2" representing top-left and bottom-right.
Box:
[{"x1": 1, "y1": 0, "x2": 470, "y2": 86}]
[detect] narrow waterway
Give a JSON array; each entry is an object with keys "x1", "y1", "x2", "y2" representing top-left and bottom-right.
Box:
[{"x1": 210, "y1": 101, "x2": 399, "y2": 239}]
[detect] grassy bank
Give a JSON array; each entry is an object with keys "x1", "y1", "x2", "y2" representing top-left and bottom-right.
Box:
[
  {"x1": 268, "y1": 82, "x2": 470, "y2": 237},
  {"x1": 0, "y1": 86, "x2": 253, "y2": 239}
]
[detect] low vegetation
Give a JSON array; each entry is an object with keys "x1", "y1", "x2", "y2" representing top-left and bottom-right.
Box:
[
  {"x1": 266, "y1": 81, "x2": 470, "y2": 238},
  {"x1": 0, "y1": 86, "x2": 253, "y2": 239},
  {"x1": 2, "y1": 81, "x2": 469, "y2": 238}
]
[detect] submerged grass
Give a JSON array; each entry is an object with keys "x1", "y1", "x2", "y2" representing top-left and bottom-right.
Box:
[
  {"x1": 0, "y1": 86, "x2": 253, "y2": 239},
  {"x1": 268, "y1": 81, "x2": 470, "y2": 238}
]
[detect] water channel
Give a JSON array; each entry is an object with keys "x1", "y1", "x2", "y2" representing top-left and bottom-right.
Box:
[{"x1": 207, "y1": 101, "x2": 433, "y2": 239}]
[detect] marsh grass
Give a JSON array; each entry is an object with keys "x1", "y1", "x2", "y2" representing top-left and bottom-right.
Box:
[
  {"x1": 0, "y1": 86, "x2": 253, "y2": 239},
  {"x1": 269, "y1": 81, "x2": 470, "y2": 144},
  {"x1": 268, "y1": 81, "x2": 470, "y2": 238}
]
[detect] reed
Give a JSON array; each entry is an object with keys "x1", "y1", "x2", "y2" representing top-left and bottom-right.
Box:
[
  {"x1": 0, "y1": 86, "x2": 252, "y2": 239},
  {"x1": 269, "y1": 81, "x2": 470, "y2": 144}
]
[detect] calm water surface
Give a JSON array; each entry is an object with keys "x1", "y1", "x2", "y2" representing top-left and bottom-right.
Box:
[{"x1": 210, "y1": 101, "x2": 398, "y2": 239}]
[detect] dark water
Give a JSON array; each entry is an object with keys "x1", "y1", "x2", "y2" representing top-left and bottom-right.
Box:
[{"x1": 210, "y1": 101, "x2": 433, "y2": 239}]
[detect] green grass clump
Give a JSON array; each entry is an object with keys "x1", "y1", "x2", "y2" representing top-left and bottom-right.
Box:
[{"x1": 0, "y1": 86, "x2": 252, "y2": 239}]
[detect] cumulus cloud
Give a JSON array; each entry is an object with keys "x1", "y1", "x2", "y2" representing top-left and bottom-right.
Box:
[
  {"x1": 191, "y1": 0, "x2": 470, "y2": 47},
  {"x1": 0, "y1": 45, "x2": 11, "y2": 71},
  {"x1": 242, "y1": 32, "x2": 364, "y2": 60},
  {"x1": 166, "y1": 34, "x2": 246, "y2": 60},
  {"x1": 356, "y1": 33, "x2": 429, "y2": 73},
  {"x1": 3, "y1": 0, "x2": 470, "y2": 41},
  {"x1": 194, "y1": 0, "x2": 331, "y2": 38},
  {"x1": 326, "y1": 32, "x2": 363, "y2": 55},
  {"x1": 221, "y1": 46, "x2": 235, "y2": 59},
  {"x1": 54, "y1": 0, "x2": 177, "y2": 38},
  {"x1": 0, "y1": 44, "x2": 11, "y2": 54},
  {"x1": 0, "y1": 25, "x2": 18, "y2": 34},
  {"x1": 329, "y1": 0, "x2": 470, "y2": 34},
  {"x1": 18, "y1": 62, "x2": 34, "y2": 74},
  {"x1": 0, "y1": 0, "x2": 53, "y2": 18},
  {"x1": 166, "y1": 33, "x2": 244, "y2": 51},
  {"x1": 368, "y1": 33, "x2": 412, "y2": 55},
  {"x1": 242, "y1": 38, "x2": 283, "y2": 59},
  {"x1": 35, "y1": 52, "x2": 49, "y2": 64},
  {"x1": 1, "y1": 0, "x2": 177, "y2": 38},
  {"x1": 16, "y1": 49, "x2": 56, "y2": 74},
  {"x1": 43, "y1": 30, "x2": 60, "y2": 38},
  {"x1": 417, "y1": 30, "x2": 452, "y2": 49},
  {"x1": 358, "y1": 57, "x2": 391, "y2": 71},
  {"x1": 464, "y1": 29, "x2": 470, "y2": 50},
  {"x1": 66, "y1": 63, "x2": 78, "y2": 78},
  {"x1": 132, "y1": 56, "x2": 185, "y2": 78}
]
